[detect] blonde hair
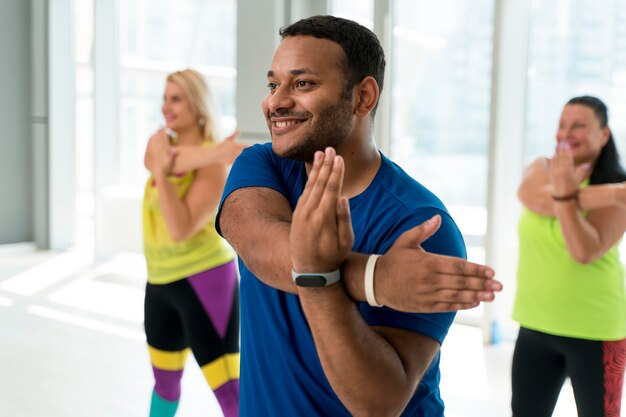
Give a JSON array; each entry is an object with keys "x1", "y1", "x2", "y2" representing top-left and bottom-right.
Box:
[{"x1": 166, "y1": 68, "x2": 220, "y2": 142}]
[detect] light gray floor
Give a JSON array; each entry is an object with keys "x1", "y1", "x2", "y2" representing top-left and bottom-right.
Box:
[{"x1": 0, "y1": 247, "x2": 614, "y2": 416}]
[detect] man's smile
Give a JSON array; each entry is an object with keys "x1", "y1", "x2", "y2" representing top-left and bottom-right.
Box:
[{"x1": 269, "y1": 115, "x2": 309, "y2": 134}]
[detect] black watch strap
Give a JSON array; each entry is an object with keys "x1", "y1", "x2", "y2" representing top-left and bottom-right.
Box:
[{"x1": 291, "y1": 269, "x2": 341, "y2": 287}]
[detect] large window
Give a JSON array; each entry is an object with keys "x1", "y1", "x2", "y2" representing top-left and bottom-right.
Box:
[
  {"x1": 119, "y1": 0, "x2": 237, "y2": 188},
  {"x1": 69, "y1": 0, "x2": 238, "y2": 256},
  {"x1": 525, "y1": 0, "x2": 626, "y2": 263},
  {"x1": 331, "y1": 0, "x2": 494, "y2": 264},
  {"x1": 525, "y1": 0, "x2": 626, "y2": 162},
  {"x1": 74, "y1": 0, "x2": 95, "y2": 251},
  {"x1": 389, "y1": 0, "x2": 495, "y2": 264},
  {"x1": 331, "y1": 0, "x2": 374, "y2": 29}
]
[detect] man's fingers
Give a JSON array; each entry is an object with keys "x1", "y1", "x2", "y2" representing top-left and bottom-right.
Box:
[
  {"x1": 433, "y1": 288, "x2": 498, "y2": 303},
  {"x1": 336, "y1": 196, "x2": 354, "y2": 251},
  {"x1": 319, "y1": 155, "x2": 344, "y2": 211},
  {"x1": 427, "y1": 254, "x2": 496, "y2": 279},
  {"x1": 298, "y1": 151, "x2": 324, "y2": 206},
  {"x1": 302, "y1": 148, "x2": 335, "y2": 207},
  {"x1": 430, "y1": 274, "x2": 502, "y2": 291},
  {"x1": 396, "y1": 215, "x2": 442, "y2": 248},
  {"x1": 402, "y1": 287, "x2": 499, "y2": 313},
  {"x1": 429, "y1": 302, "x2": 481, "y2": 312},
  {"x1": 307, "y1": 147, "x2": 336, "y2": 208}
]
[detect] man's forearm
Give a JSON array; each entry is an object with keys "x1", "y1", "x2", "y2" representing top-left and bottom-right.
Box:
[
  {"x1": 220, "y1": 189, "x2": 499, "y2": 314},
  {"x1": 298, "y1": 285, "x2": 428, "y2": 416},
  {"x1": 219, "y1": 188, "x2": 299, "y2": 293}
]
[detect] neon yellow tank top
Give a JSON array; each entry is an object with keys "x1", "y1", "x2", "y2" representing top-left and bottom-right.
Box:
[
  {"x1": 513, "y1": 204, "x2": 626, "y2": 340},
  {"x1": 142, "y1": 169, "x2": 235, "y2": 285}
]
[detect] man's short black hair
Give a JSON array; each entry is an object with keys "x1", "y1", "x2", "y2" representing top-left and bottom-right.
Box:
[{"x1": 279, "y1": 15, "x2": 386, "y2": 109}]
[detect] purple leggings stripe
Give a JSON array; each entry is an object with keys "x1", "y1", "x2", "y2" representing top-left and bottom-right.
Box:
[
  {"x1": 214, "y1": 379, "x2": 240, "y2": 417},
  {"x1": 152, "y1": 367, "x2": 184, "y2": 402},
  {"x1": 187, "y1": 261, "x2": 237, "y2": 339}
]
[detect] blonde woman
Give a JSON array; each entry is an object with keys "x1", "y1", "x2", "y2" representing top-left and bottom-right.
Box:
[{"x1": 143, "y1": 69, "x2": 245, "y2": 417}]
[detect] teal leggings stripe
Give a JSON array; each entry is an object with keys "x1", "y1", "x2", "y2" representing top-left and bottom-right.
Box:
[{"x1": 150, "y1": 390, "x2": 179, "y2": 417}]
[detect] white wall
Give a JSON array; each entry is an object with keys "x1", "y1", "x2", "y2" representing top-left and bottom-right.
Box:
[{"x1": 0, "y1": 0, "x2": 34, "y2": 244}]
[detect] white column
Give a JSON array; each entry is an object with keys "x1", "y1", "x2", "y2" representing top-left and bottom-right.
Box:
[
  {"x1": 289, "y1": 0, "x2": 328, "y2": 21},
  {"x1": 235, "y1": 0, "x2": 289, "y2": 141},
  {"x1": 483, "y1": 0, "x2": 531, "y2": 343},
  {"x1": 48, "y1": 0, "x2": 76, "y2": 250},
  {"x1": 93, "y1": 0, "x2": 120, "y2": 258},
  {"x1": 31, "y1": 0, "x2": 49, "y2": 249},
  {"x1": 373, "y1": 0, "x2": 391, "y2": 153}
]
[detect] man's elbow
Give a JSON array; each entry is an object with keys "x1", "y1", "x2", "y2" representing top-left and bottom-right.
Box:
[
  {"x1": 346, "y1": 402, "x2": 405, "y2": 417},
  {"x1": 344, "y1": 390, "x2": 413, "y2": 417}
]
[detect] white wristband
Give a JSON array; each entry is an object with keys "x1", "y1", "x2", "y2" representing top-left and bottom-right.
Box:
[{"x1": 364, "y1": 254, "x2": 383, "y2": 307}]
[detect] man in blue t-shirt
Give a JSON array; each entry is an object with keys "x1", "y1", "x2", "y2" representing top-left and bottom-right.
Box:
[{"x1": 216, "y1": 15, "x2": 502, "y2": 416}]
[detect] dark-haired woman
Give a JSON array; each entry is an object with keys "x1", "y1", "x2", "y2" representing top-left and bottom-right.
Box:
[{"x1": 512, "y1": 96, "x2": 626, "y2": 417}]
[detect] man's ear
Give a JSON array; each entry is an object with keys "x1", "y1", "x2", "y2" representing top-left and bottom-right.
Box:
[{"x1": 353, "y1": 76, "x2": 379, "y2": 117}]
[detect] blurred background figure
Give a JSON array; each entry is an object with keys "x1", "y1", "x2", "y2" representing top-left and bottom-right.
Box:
[
  {"x1": 142, "y1": 68, "x2": 245, "y2": 417},
  {"x1": 512, "y1": 96, "x2": 626, "y2": 417}
]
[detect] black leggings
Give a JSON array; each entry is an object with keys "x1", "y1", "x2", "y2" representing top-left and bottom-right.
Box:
[{"x1": 512, "y1": 327, "x2": 626, "y2": 417}]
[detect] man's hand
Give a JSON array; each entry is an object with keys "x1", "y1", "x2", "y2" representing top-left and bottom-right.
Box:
[
  {"x1": 374, "y1": 215, "x2": 502, "y2": 312},
  {"x1": 290, "y1": 147, "x2": 354, "y2": 273}
]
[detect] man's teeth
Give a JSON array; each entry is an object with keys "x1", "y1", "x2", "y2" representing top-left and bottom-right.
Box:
[{"x1": 275, "y1": 120, "x2": 302, "y2": 128}]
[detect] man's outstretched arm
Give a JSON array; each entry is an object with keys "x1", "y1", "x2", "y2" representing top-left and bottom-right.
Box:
[{"x1": 218, "y1": 151, "x2": 501, "y2": 312}]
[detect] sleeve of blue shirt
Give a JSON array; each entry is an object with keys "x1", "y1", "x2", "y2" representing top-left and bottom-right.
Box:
[
  {"x1": 358, "y1": 209, "x2": 464, "y2": 345},
  {"x1": 216, "y1": 143, "x2": 285, "y2": 236}
]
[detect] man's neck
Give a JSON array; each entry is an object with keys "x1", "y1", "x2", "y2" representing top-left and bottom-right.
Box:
[
  {"x1": 303, "y1": 122, "x2": 381, "y2": 198},
  {"x1": 338, "y1": 136, "x2": 381, "y2": 198}
]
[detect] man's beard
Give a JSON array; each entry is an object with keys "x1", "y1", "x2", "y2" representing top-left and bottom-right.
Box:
[{"x1": 271, "y1": 98, "x2": 354, "y2": 162}]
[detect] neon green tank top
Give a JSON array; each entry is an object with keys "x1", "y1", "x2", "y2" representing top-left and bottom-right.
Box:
[
  {"x1": 513, "y1": 205, "x2": 626, "y2": 340},
  {"x1": 142, "y1": 169, "x2": 235, "y2": 285}
]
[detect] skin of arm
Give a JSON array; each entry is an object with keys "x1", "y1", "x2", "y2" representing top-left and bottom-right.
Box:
[
  {"x1": 171, "y1": 130, "x2": 249, "y2": 173},
  {"x1": 290, "y1": 148, "x2": 442, "y2": 416},
  {"x1": 553, "y1": 200, "x2": 626, "y2": 263},
  {"x1": 298, "y1": 284, "x2": 440, "y2": 416},
  {"x1": 518, "y1": 148, "x2": 626, "y2": 263},
  {"x1": 145, "y1": 128, "x2": 248, "y2": 174},
  {"x1": 145, "y1": 135, "x2": 228, "y2": 242},
  {"x1": 218, "y1": 191, "x2": 445, "y2": 414},
  {"x1": 219, "y1": 149, "x2": 500, "y2": 412},
  {"x1": 550, "y1": 144, "x2": 626, "y2": 263},
  {"x1": 219, "y1": 186, "x2": 500, "y2": 311},
  {"x1": 517, "y1": 157, "x2": 626, "y2": 216}
]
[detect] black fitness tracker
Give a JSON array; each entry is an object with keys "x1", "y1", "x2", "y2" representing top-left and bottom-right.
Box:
[{"x1": 291, "y1": 269, "x2": 341, "y2": 287}]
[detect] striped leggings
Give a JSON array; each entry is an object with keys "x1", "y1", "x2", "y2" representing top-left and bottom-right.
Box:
[
  {"x1": 145, "y1": 261, "x2": 239, "y2": 417},
  {"x1": 512, "y1": 327, "x2": 626, "y2": 417}
]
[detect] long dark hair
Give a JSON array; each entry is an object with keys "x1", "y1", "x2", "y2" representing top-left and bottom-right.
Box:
[{"x1": 566, "y1": 95, "x2": 626, "y2": 184}]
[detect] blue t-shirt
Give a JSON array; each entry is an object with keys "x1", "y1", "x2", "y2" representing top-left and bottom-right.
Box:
[{"x1": 217, "y1": 143, "x2": 465, "y2": 416}]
